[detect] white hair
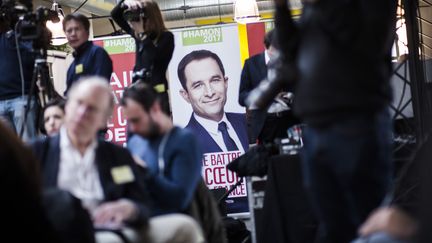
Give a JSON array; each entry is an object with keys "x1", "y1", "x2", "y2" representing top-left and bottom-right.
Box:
[{"x1": 67, "y1": 76, "x2": 114, "y2": 116}]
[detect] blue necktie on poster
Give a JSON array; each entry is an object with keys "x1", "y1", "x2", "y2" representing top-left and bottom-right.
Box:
[{"x1": 218, "y1": 121, "x2": 238, "y2": 151}]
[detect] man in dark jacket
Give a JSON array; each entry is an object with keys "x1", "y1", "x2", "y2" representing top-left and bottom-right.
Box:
[{"x1": 63, "y1": 13, "x2": 112, "y2": 95}]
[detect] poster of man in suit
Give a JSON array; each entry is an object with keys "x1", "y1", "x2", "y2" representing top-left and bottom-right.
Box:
[{"x1": 168, "y1": 24, "x2": 249, "y2": 215}]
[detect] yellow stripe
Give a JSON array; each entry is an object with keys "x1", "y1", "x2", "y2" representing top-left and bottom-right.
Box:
[
  {"x1": 86, "y1": 0, "x2": 114, "y2": 11},
  {"x1": 238, "y1": 24, "x2": 249, "y2": 68},
  {"x1": 193, "y1": 9, "x2": 301, "y2": 26},
  {"x1": 195, "y1": 17, "x2": 236, "y2": 26}
]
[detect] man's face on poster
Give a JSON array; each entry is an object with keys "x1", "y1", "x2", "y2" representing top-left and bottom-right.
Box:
[{"x1": 180, "y1": 57, "x2": 228, "y2": 122}]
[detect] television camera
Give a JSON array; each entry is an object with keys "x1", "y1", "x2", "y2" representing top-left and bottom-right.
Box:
[
  {"x1": 0, "y1": 0, "x2": 61, "y2": 138},
  {"x1": 0, "y1": 0, "x2": 59, "y2": 49}
]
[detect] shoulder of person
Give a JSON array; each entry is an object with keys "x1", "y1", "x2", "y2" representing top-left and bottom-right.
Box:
[
  {"x1": 157, "y1": 31, "x2": 174, "y2": 42},
  {"x1": 172, "y1": 126, "x2": 196, "y2": 141},
  {"x1": 226, "y1": 112, "x2": 246, "y2": 120},
  {"x1": 246, "y1": 52, "x2": 263, "y2": 61},
  {"x1": 99, "y1": 140, "x2": 134, "y2": 159},
  {"x1": 162, "y1": 30, "x2": 174, "y2": 38},
  {"x1": 92, "y1": 43, "x2": 109, "y2": 54},
  {"x1": 29, "y1": 135, "x2": 53, "y2": 151}
]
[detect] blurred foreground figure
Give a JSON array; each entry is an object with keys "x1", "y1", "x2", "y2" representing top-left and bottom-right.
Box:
[
  {"x1": 273, "y1": 0, "x2": 397, "y2": 242},
  {"x1": 0, "y1": 121, "x2": 59, "y2": 241}
]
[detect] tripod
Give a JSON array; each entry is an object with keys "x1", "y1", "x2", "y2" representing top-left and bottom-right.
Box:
[{"x1": 19, "y1": 47, "x2": 58, "y2": 138}]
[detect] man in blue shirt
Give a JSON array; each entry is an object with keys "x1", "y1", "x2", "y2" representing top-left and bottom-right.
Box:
[
  {"x1": 63, "y1": 13, "x2": 112, "y2": 95},
  {"x1": 121, "y1": 82, "x2": 202, "y2": 216}
]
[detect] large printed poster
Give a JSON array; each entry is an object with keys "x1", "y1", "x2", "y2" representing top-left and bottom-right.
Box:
[{"x1": 167, "y1": 24, "x2": 249, "y2": 215}]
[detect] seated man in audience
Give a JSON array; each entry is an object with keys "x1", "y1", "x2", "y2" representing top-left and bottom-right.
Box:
[
  {"x1": 122, "y1": 82, "x2": 202, "y2": 216},
  {"x1": 31, "y1": 77, "x2": 202, "y2": 243}
]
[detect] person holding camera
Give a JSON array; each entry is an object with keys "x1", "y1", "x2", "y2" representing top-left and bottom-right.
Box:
[
  {"x1": 111, "y1": 0, "x2": 174, "y2": 114},
  {"x1": 63, "y1": 13, "x2": 113, "y2": 95},
  {"x1": 0, "y1": 12, "x2": 38, "y2": 141}
]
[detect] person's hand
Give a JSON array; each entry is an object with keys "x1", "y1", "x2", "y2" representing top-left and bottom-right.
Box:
[
  {"x1": 132, "y1": 155, "x2": 147, "y2": 168},
  {"x1": 92, "y1": 199, "x2": 139, "y2": 228},
  {"x1": 122, "y1": 0, "x2": 143, "y2": 10},
  {"x1": 358, "y1": 207, "x2": 418, "y2": 239},
  {"x1": 276, "y1": 91, "x2": 288, "y2": 99}
]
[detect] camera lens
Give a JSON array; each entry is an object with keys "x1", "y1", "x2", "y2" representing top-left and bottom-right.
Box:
[{"x1": 123, "y1": 10, "x2": 141, "y2": 22}]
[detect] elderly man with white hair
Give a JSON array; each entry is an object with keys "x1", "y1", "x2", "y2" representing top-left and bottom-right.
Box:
[{"x1": 31, "y1": 76, "x2": 203, "y2": 243}]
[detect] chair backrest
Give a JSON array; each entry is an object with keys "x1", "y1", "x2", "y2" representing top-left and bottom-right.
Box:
[{"x1": 184, "y1": 179, "x2": 228, "y2": 243}]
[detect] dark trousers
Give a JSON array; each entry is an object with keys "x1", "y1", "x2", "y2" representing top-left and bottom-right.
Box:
[{"x1": 301, "y1": 110, "x2": 393, "y2": 243}]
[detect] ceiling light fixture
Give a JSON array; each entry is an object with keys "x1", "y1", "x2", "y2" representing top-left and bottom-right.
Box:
[{"x1": 233, "y1": 0, "x2": 260, "y2": 25}]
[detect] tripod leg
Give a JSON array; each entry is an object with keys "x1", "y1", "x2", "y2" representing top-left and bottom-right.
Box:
[{"x1": 19, "y1": 63, "x2": 39, "y2": 140}]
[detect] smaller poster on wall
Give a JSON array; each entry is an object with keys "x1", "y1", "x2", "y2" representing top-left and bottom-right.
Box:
[{"x1": 94, "y1": 36, "x2": 136, "y2": 147}]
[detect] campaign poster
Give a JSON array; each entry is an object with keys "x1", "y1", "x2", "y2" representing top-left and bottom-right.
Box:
[
  {"x1": 94, "y1": 36, "x2": 135, "y2": 147},
  {"x1": 167, "y1": 24, "x2": 249, "y2": 215}
]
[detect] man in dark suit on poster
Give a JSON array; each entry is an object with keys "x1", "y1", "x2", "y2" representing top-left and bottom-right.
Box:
[
  {"x1": 178, "y1": 50, "x2": 249, "y2": 154},
  {"x1": 177, "y1": 49, "x2": 249, "y2": 215}
]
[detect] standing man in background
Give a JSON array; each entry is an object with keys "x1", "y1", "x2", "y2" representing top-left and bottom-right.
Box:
[
  {"x1": 63, "y1": 13, "x2": 112, "y2": 95},
  {"x1": 238, "y1": 29, "x2": 299, "y2": 144}
]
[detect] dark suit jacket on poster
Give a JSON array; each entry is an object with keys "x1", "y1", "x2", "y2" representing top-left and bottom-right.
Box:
[
  {"x1": 30, "y1": 134, "x2": 151, "y2": 226},
  {"x1": 238, "y1": 53, "x2": 269, "y2": 142},
  {"x1": 185, "y1": 112, "x2": 249, "y2": 154},
  {"x1": 185, "y1": 112, "x2": 249, "y2": 214}
]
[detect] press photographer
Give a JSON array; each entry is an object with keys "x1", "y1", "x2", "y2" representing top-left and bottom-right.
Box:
[
  {"x1": 0, "y1": 0, "x2": 55, "y2": 141},
  {"x1": 111, "y1": 0, "x2": 174, "y2": 114}
]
